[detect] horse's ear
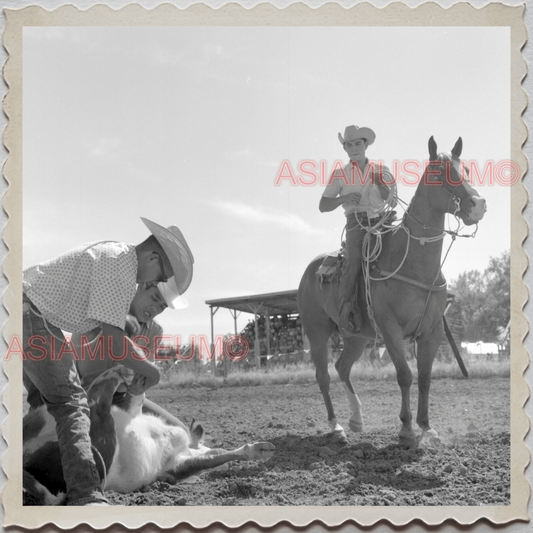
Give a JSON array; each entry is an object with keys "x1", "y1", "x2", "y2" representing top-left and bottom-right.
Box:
[
  {"x1": 451, "y1": 137, "x2": 463, "y2": 159},
  {"x1": 428, "y1": 136, "x2": 438, "y2": 160}
]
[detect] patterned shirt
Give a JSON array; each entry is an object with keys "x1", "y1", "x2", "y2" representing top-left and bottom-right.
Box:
[
  {"x1": 23, "y1": 241, "x2": 138, "y2": 333},
  {"x1": 322, "y1": 160, "x2": 394, "y2": 217}
]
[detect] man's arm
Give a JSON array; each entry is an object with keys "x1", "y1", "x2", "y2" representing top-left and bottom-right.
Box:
[
  {"x1": 101, "y1": 322, "x2": 160, "y2": 389},
  {"x1": 319, "y1": 193, "x2": 361, "y2": 213},
  {"x1": 376, "y1": 167, "x2": 397, "y2": 203}
]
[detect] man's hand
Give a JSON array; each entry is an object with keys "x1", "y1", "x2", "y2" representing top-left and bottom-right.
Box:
[
  {"x1": 124, "y1": 315, "x2": 141, "y2": 337},
  {"x1": 101, "y1": 322, "x2": 161, "y2": 388},
  {"x1": 343, "y1": 192, "x2": 362, "y2": 206}
]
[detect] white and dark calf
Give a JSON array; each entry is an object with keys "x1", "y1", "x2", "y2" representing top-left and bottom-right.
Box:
[{"x1": 23, "y1": 366, "x2": 275, "y2": 504}]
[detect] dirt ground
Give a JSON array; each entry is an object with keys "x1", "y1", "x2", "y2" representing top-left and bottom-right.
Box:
[{"x1": 104, "y1": 376, "x2": 510, "y2": 506}]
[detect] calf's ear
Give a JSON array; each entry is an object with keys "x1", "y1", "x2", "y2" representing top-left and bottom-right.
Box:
[{"x1": 189, "y1": 419, "x2": 205, "y2": 448}]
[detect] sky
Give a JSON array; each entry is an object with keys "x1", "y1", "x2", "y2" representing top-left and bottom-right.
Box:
[{"x1": 22, "y1": 25, "x2": 511, "y2": 343}]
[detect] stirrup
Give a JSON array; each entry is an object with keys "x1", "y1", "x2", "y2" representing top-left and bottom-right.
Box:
[
  {"x1": 339, "y1": 307, "x2": 359, "y2": 337},
  {"x1": 340, "y1": 326, "x2": 358, "y2": 338}
]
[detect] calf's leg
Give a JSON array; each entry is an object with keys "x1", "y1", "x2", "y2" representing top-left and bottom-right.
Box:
[{"x1": 167, "y1": 442, "x2": 275, "y2": 482}]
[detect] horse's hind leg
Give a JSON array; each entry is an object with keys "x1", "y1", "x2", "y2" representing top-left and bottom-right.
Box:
[
  {"x1": 335, "y1": 336, "x2": 368, "y2": 433},
  {"x1": 307, "y1": 322, "x2": 346, "y2": 439},
  {"x1": 298, "y1": 258, "x2": 345, "y2": 439}
]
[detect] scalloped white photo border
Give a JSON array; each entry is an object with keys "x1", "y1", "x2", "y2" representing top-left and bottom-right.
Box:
[{"x1": 1, "y1": 2, "x2": 528, "y2": 529}]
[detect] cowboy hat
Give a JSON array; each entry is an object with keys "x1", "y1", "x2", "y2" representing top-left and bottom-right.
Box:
[
  {"x1": 157, "y1": 277, "x2": 189, "y2": 310},
  {"x1": 338, "y1": 125, "x2": 376, "y2": 146},
  {"x1": 141, "y1": 217, "x2": 194, "y2": 295}
]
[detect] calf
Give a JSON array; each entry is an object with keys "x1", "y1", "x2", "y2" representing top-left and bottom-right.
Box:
[{"x1": 23, "y1": 366, "x2": 275, "y2": 505}]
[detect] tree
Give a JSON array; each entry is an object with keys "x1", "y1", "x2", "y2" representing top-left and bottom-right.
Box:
[{"x1": 449, "y1": 251, "x2": 510, "y2": 343}]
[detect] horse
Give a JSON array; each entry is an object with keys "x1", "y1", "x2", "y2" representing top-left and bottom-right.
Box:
[
  {"x1": 23, "y1": 365, "x2": 275, "y2": 505},
  {"x1": 297, "y1": 137, "x2": 487, "y2": 447}
]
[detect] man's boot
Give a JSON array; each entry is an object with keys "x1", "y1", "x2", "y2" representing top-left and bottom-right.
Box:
[
  {"x1": 338, "y1": 303, "x2": 359, "y2": 337},
  {"x1": 351, "y1": 304, "x2": 362, "y2": 332}
]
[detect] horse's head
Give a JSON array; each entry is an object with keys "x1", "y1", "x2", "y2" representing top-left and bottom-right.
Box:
[{"x1": 425, "y1": 136, "x2": 487, "y2": 226}]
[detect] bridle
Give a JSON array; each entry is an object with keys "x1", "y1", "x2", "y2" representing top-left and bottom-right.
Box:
[{"x1": 403, "y1": 155, "x2": 478, "y2": 239}]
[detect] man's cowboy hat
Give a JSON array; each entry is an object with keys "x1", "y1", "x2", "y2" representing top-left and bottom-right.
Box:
[
  {"x1": 338, "y1": 125, "x2": 376, "y2": 146},
  {"x1": 141, "y1": 217, "x2": 194, "y2": 296},
  {"x1": 157, "y1": 277, "x2": 189, "y2": 310}
]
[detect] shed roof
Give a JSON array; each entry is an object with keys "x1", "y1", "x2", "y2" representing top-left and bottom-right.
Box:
[
  {"x1": 205, "y1": 290, "x2": 299, "y2": 316},
  {"x1": 205, "y1": 288, "x2": 455, "y2": 317}
]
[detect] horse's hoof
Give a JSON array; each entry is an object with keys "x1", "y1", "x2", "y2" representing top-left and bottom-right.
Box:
[
  {"x1": 398, "y1": 433, "x2": 418, "y2": 449},
  {"x1": 348, "y1": 419, "x2": 363, "y2": 433},
  {"x1": 419, "y1": 429, "x2": 441, "y2": 448},
  {"x1": 330, "y1": 428, "x2": 348, "y2": 444}
]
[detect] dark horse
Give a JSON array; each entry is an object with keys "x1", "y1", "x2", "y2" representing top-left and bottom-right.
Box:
[{"x1": 298, "y1": 137, "x2": 487, "y2": 447}]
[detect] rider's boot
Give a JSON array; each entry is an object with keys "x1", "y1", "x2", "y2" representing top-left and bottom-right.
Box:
[
  {"x1": 338, "y1": 303, "x2": 360, "y2": 337},
  {"x1": 351, "y1": 304, "x2": 362, "y2": 333}
]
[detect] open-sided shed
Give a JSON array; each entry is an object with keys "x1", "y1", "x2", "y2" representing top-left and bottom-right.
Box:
[{"x1": 205, "y1": 290, "x2": 303, "y2": 372}]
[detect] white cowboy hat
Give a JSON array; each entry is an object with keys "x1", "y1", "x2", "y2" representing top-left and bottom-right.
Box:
[
  {"x1": 157, "y1": 277, "x2": 189, "y2": 310},
  {"x1": 141, "y1": 217, "x2": 194, "y2": 295},
  {"x1": 338, "y1": 125, "x2": 376, "y2": 146}
]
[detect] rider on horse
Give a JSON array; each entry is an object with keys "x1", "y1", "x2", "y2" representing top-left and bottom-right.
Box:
[{"x1": 319, "y1": 125, "x2": 395, "y2": 337}]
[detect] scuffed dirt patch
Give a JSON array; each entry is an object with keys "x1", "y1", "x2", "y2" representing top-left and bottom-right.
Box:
[{"x1": 103, "y1": 377, "x2": 510, "y2": 506}]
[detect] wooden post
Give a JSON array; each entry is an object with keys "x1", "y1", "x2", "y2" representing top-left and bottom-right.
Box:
[
  {"x1": 210, "y1": 306, "x2": 218, "y2": 377},
  {"x1": 265, "y1": 310, "x2": 271, "y2": 369},
  {"x1": 254, "y1": 312, "x2": 260, "y2": 369},
  {"x1": 301, "y1": 321, "x2": 308, "y2": 348}
]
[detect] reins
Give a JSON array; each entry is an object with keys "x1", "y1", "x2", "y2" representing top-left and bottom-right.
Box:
[{"x1": 402, "y1": 196, "x2": 479, "y2": 242}]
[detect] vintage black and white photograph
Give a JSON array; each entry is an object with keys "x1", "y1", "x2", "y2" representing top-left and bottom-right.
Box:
[{"x1": 1, "y1": 1, "x2": 529, "y2": 530}]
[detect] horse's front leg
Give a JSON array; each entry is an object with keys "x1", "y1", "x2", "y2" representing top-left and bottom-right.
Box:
[
  {"x1": 381, "y1": 325, "x2": 416, "y2": 447},
  {"x1": 335, "y1": 336, "x2": 368, "y2": 433},
  {"x1": 415, "y1": 319, "x2": 444, "y2": 445}
]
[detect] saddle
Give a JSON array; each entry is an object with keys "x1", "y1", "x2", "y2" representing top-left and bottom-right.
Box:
[{"x1": 316, "y1": 248, "x2": 344, "y2": 284}]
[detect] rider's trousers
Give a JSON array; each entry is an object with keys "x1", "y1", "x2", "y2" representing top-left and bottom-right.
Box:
[{"x1": 338, "y1": 216, "x2": 366, "y2": 316}]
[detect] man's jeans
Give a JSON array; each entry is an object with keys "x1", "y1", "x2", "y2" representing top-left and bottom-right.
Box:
[
  {"x1": 23, "y1": 298, "x2": 107, "y2": 505},
  {"x1": 338, "y1": 217, "x2": 366, "y2": 314}
]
